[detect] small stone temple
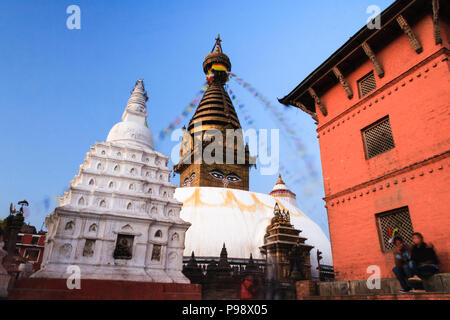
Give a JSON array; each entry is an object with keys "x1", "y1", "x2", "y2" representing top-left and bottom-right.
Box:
[
  {"x1": 261, "y1": 203, "x2": 313, "y2": 284},
  {"x1": 32, "y1": 79, "x2": 191, "y2": 284}
]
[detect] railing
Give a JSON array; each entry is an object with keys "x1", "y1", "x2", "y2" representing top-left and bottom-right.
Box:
[{"x1": 183, "y1": 256, "x2": 266, "y2": 275}]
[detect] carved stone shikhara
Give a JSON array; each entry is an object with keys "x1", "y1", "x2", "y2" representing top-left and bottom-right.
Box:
[
  {"x1": 332, "y1": 67, "x2": 353, "y2": 99},
  {"x1": 396, "y1": 15, "x2": 423, "y2": 54},
  {"x1": 32, "y1": 80, "x2": 190, "y2": 283},
  {"x1": 362, "y1": 42, "x2": 385, "y2": 78}
]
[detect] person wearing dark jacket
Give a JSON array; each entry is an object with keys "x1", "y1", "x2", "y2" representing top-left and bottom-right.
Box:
[
  {"x1": 409, "y1": 232, "x2": 439, "y2": 280},
  {"x1": 392, "y1": 236, "x2": 413, "y2": 293}
]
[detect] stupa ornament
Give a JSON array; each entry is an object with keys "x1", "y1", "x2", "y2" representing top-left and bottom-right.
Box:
[{"x1": 106, "y1": 78, "x2": 154, "y2": 149}]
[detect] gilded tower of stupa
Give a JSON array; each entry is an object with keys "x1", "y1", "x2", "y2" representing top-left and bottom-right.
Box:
[{"x1": 174, "y1": 36, "x2": 253, "y2": 190}]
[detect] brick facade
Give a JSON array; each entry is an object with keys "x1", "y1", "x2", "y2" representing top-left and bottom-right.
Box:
[{"x1": 280, "y1": 1, "x2": 450, "y2": 282}]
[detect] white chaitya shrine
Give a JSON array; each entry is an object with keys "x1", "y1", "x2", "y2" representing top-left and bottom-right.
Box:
[{"x1": 32, "y1": 79, "x2": 190, "y2": 283}]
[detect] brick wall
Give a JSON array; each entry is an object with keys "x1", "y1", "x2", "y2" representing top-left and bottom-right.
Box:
[{"x1": 314, "y1": 14, "x2": 450, "y2": 281}]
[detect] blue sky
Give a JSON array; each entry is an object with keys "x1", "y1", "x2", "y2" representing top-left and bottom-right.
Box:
[{"x1": 0, "y1": 0, "x2": 393, "y2": 236}]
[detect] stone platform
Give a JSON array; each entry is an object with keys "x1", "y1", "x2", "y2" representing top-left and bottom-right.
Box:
[
  {"x1": 303, "y1": 292, "x2": 450, "y2": 300},
  {"x1": 296, "y1": 274, "x2": 450, "y2": 300},
  {"x1": 8, "y1": 278, "x2": 201, "y2": 300}
]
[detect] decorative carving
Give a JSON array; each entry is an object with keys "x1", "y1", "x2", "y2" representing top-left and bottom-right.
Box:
[
  {"x1": 151, "y1": 244, "x2": 161, "y2": 261},
  {"x1": 332, "y1": 67, "x2": 353, "y2": 99},
  {"x1": 432, "y1": 0, "x2": 442, "y2": 45},
  {"x1": 288, "y1": 100, "x2": 318, "y2": 121},
  {"x1": 396, "y1": 15, "x2": 422, "y2": 53},
  {"x1": 307, "y1": 87, "x2": 327, "y2": 116},
  {"x1": 83, "y1": 239, "x2": 95, "y2": 257},
  {"x1": 58, "y1": 243, "x2": 72, "y2": 259},
  {"x1": 88, "y1": 223, "x2": 97, "y2": 232},
  {"x1": 362, "y1": 42, "x2": 385, "y2": 78},
  {"x1": 121, "y1": 224, "x2": 134, "y2": 232},
  {"x1": 171, "y1": 232, "x2": 179, "y2": 241},
  {"x1": 64, "y1": 221, "x2": 74, "y2": 231},
  {"x1": 78, "y1": 197, "x2": 85, "y2": 206},
  {"x1": 272, "y1": 203, "x2": 291, "y2": 224}
]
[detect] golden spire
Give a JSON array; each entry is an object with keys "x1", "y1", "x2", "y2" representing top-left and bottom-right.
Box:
[
  {"x1": 212, "y1": 34, "x2": 223, "y2": 53},
  {"x1": 276, "y1": 173, "x2": 285, "y2": 185}
]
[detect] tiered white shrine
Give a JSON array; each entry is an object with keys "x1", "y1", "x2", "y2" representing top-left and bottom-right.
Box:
[{"x1": 32, "y1": 79, "x2": 190, "y2": 283}]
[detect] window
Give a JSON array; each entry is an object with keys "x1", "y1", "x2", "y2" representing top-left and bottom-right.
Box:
[
  {"x1": 376, "y1": 207, "x2": 414, "y2": 252},
  {"x1": 24, "y1": 249, "x2": 40, "y2": 262},
  {"x1": 358, "y1": 71, "x2": 376, "y2": 98},
  {"x1": 362, "y1": 116, "x2": 395, "y2": 159},
  {"x1": 31, "y1": 236, "x2": 39, "y2": 245}
]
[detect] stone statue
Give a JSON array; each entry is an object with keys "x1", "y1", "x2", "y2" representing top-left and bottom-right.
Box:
[
  {"x1": 288, "y1": 240, "x2": 305, "y2": 280},
  {"x1": 113, "y1": 236, "x2": 133, "y2": 260}
]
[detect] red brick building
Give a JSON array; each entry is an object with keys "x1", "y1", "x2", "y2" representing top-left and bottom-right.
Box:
[
  {"x1": 16, "y1": 224, "x2": 46, "y2": 271},
  {"x1": 280, "y1": 0, "x2": 449, "y2": 281}
]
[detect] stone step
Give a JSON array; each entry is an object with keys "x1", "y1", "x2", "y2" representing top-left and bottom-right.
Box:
[
  {"x1": 316, "y1": 274, "x2": 450, "y2": 297},
  {"x1": 304, "y1": 292, "x2": 450, "y2": 300}
]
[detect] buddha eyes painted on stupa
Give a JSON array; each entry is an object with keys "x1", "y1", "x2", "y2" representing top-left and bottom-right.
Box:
[
  {"x1": 209, "y1": 170, "x2": 241, "y2": 187},
  {"x1": 225, "y1": 173, "x2": 241, "y2": 183},
  {"x1": 183, "y1": 172, "x2": 196, "y2": 187},
  {"x1": 209, "y1": 170, "x2": 224, "y2": 180}
]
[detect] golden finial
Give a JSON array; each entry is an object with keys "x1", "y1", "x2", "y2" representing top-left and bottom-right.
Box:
[
  {"x1": 212, "y1": 34, "x2": 223, "y2": 53},
  {"x1": 276, "y1": 173, "x2": 285, "y2": 185}
]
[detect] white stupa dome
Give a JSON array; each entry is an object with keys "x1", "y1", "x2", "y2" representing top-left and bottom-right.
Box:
[
  {"x1": 106, "y1": 79, "x2": 154, "y2": 149},
  {"x1": 107, "y1": 120, "x2": 154, "y2": 149},
  {"x1": 174, "y1": 186, "x2": 332, "y2": 278}
]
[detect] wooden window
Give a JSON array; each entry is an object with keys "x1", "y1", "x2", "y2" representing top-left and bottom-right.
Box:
[
  {"x1": 24, "y1": 249, "x2": 40, "y2": 262},
  {"x1": 376, "y1": 207, "x2": 414, "y2": 252},
  {"x1": 362, "y1": 116, "x2": 395, "y2": 159},
  {"x1": 31, "y1": 236, "x2": 39, "y2": 245},
  {"x1": 358, "y1": 71, "x2": 376, "y2": 98}
]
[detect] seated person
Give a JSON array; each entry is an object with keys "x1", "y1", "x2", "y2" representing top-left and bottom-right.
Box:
[
  {"x1": 392, "y1": 236, "x2": 413, "y2": 293},
  {"x1": 409, "y1": 232, "x2": 439, "y2": 281}
]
